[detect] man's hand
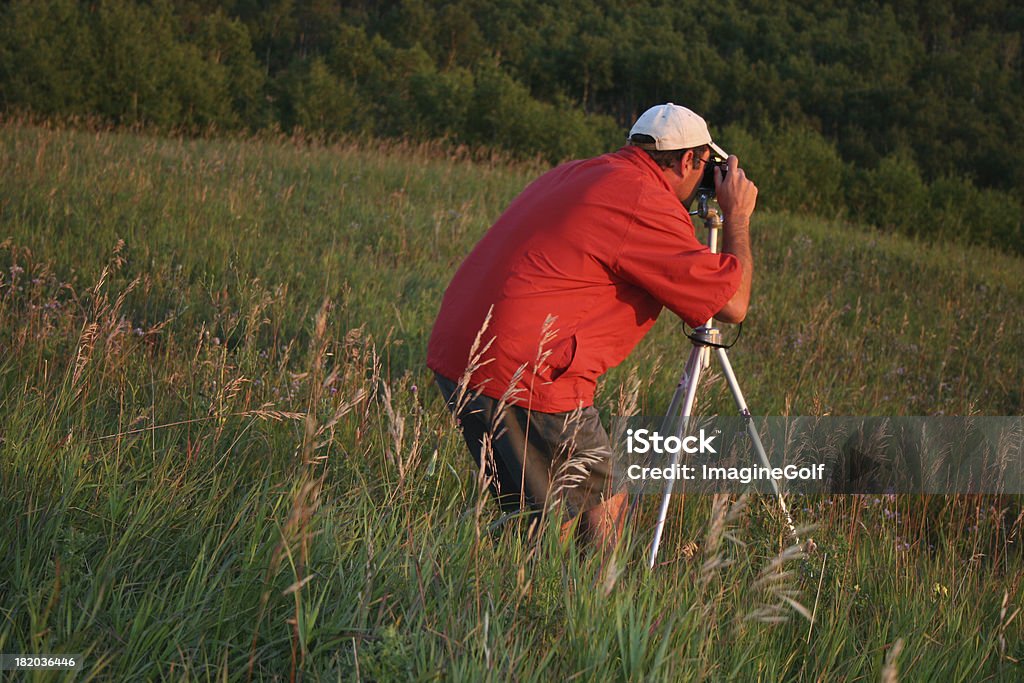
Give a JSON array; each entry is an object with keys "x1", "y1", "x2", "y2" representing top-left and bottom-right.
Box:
[
  {"x1": 714, "y1": 154, "x2": 758, "y2": 223},
  {"x1": 714, "y1": 155, "x2": 757, "y2": 324}
]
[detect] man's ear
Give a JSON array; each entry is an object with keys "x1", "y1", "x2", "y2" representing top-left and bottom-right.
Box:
[
  {"x1": 681, "y1": 149, "x2": 698, "y2": 172},
  {"x1": 676, "y1": 150, "x2": 692, "y2": 176}
]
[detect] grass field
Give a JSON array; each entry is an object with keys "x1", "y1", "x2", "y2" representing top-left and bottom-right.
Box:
[{"x1": 2, "y1": 121, "x2": 1023, "y2": 680}]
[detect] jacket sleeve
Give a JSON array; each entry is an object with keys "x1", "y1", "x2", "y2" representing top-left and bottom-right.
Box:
[{"x1": 611, "y1": 193, "x2": 742, "y2": 328}]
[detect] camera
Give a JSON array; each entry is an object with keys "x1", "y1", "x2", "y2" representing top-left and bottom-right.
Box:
[
  {"x1": 697, "y1": 147, "x2": 729, "y2": 199},
  {"x1": 691, "y1": 147, "x2": 728, "y2": 219}
]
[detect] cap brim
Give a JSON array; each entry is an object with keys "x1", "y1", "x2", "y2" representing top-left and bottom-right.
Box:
[{"x1": 710, "y1": 141, "x2": 728, "y2": 159}]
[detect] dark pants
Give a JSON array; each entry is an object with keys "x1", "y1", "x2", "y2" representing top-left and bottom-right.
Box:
[{"x1": 434, "y1": 373, "x2": 617, "y2": 520}]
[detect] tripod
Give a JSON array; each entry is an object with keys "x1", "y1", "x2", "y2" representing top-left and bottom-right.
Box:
[{"x1": 647, "y1": 205, "x2": 798, "y2": 569}]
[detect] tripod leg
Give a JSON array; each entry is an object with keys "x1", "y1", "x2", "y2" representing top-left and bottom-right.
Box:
[
  {"x1": 627, "y1": 352, "x2": 688, "y2": 531},
  {"x1": 715, "y1": 347, "x2": 799, "y2": 543},
  {"x1": 648, "y1": 346, "x2": 709, "y2": 568}
]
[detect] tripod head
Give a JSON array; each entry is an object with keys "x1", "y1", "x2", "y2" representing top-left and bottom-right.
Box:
[
  {"x1": 690, "y1": 203, "x2": 723, "y2": 253},
  {"x1": 684, "y1": 204, "x2": 742, "y2": 348},
  {"x1": 690, "y1": 193, "x2": 714, "y2": 220}
]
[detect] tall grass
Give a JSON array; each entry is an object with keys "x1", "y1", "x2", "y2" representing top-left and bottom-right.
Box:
[{"x1": 1, "y1": 120, "x2": 1023, "y2": 680}]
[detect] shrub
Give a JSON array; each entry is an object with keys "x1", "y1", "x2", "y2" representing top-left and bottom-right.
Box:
[
  {"x1": 717, "y1": 122, "x2": 847, "y2": 218},
  {"x1": 848, "y1": 152, "x2": 929, "y2": 236},
  {"x1": 287, "y1": 57, "x2": 357, "y2": 137}
]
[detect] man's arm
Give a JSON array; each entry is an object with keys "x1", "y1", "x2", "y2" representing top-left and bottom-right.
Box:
[{"x1": 714, "y1": 155, "x2": 758, "y2": 324}]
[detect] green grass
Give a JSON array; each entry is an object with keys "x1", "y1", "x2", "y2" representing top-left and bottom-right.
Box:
[{"x1": 1, "y1": 121, "x2": 1023, "y2": 680}]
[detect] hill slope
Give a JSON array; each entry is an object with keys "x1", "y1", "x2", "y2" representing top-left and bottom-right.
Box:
[{"x1": 1, "y1": 123, "x2": 1023, "y2": 679}]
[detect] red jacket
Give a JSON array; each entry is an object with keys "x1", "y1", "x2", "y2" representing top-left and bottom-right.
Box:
[{"x1": 427, "y1": 145, "x2": 741, "y2": 412}]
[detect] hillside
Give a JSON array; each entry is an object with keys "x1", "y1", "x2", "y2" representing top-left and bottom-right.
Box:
[{"x1": 2, "y1": 123, "x2": 1023, "y2": 678}]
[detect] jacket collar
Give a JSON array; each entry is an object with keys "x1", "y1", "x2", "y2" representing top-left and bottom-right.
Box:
[{"x1": 614, "y1": 144, "x2": 676, "y2": 196}]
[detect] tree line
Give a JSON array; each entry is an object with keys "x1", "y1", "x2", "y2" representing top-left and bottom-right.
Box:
[{"x1": 2, "y1": 0, "x2": 1021, "y2": 250}]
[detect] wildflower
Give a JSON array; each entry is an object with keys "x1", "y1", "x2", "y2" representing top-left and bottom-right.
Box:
[{"x1": 932, "y1": 583, "x2": 949, "y2": 599}]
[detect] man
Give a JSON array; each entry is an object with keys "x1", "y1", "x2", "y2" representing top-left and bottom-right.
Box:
[{"x1": 428, "y1": 103, "x2": 758, "y2": 551}]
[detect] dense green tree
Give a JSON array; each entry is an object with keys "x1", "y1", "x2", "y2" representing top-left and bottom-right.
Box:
[
  {"x1": 89, "y1": 0, "x2": 190, "y2": 126},
  {"x1": 193, "y1": 10, "x2": 268, "y2": 129},
  {"x1": 409, "y1": 65, "x2": 474, "y2": 137},
  {"x1": 88, "y1": 0, "x2": 240, "y2": 128},
  {"x1": 850, "y1": 151, "x2": 930, "y2": 235},
  {"x1": 0, "y1": 0, "x2": 96, "y2": 115},
  {"x1": 286, "y1": 57, "x2": 353, "y2": 135}
]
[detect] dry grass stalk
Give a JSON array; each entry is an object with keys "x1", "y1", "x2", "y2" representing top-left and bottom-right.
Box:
[{"x1": 881, "y1": 638, "x2": 905, "y2": 683}]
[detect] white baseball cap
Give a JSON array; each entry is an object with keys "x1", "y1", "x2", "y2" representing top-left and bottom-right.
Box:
[{"x1": 628, "y1": 102, "x2": 727, "y2": 157}]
